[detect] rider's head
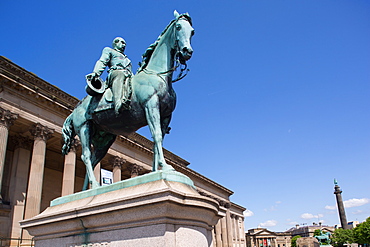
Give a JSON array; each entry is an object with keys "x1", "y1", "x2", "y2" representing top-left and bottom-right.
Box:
[{"x1": 113, "y1": 37, "x2": 126, "y2": 53}]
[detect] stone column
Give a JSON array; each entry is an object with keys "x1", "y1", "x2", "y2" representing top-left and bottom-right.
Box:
[
  {"x1": 215, "y1": 220, "x2": 223, "y2": 247},
  {"x1": 94, "y1": 163, "x2": 101, "y2": 186},
  {"x1": 127, "y1": 163, "x2": 143, "y2": 178},
  {"x1": 235, "y1": 215, "x2": 241, "y2": 246},
  {"x1": 61, "y1": 139, "x2": 79, "y2": 196},
  {"x1": 221, "y1": 216, "x2": 229, "y2": 247},
  {"x1": 24, "y1": 123, "x2": 54, "y2": 218},
  {"x1": 8, "y1": 135, "x2": 32, "y2": 245},
  {"x1": 112, "y1": 156, "x2": 125, "y2": 183},
  {"x1": 241, "y1": 218, "x2": 246, "y2": 247},
  {"x1": 23, "y1": 123, "x2": 53, "y2": 240},
  {"x1": 231, "y1": 214, "x2": 236, "y2": 243},
  {"x1": 0, "y1": 107, "x2": 18, "y2": 203},
  {"x1": 334, "y1": 180, "x2": 349, "y2": 229},
  {"x1": 226, "y1": 209, "x2": 233, "y2": 247}
]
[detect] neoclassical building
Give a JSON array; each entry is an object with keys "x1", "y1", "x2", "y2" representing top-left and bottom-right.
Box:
[
  {"x1": 0, "y1": 56, "x2": 246, "y2": 247},
  {"x1": 245, "y1": 228, "x2": 291, "y2": 247},
  {"x1": 245, "y1": 224, "x2": 336, "y2": 247}
]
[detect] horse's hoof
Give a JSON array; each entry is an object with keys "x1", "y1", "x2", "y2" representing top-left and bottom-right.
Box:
[{"x1": 91, "y1": 183, "x2": 100, "y2": 189}]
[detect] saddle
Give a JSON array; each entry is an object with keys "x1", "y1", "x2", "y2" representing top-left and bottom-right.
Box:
[{"x1": 94, "y1": 77, "x2": 132, "y2": 113}]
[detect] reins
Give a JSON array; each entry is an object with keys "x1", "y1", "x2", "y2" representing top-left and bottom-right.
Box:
[{"x1": 142, "y1": 18, "x2": 190, "y2": 83}]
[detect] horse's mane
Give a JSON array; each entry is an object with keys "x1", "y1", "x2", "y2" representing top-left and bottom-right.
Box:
[{"x1": 138, "y1": 13, "x2": 192, "y2": 72}]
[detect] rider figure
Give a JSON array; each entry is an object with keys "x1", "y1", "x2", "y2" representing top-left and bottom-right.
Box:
[{"x1": 86, "y1": 37, "x2": 132, "y2": 115}]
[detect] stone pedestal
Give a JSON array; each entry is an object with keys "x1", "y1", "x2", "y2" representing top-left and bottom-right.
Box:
[
  {"x1": 296, "y1": 237, "x2": 320, "y2": 247},
  {"x1": 20, "y1": 171, "x2": 222, "y2": 247}
]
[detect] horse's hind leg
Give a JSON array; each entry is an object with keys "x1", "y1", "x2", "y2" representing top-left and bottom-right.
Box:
[
  {"x1": 81, "y1": 131, "x2": 116, "y2": 190},
  {"x1": 79, "y1": 122, "x2": 100, "y2": 189}
]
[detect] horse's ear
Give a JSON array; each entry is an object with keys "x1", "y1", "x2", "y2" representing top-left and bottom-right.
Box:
[{"x1": 174, "y1": 10, "x2": 180, "y2": 19}]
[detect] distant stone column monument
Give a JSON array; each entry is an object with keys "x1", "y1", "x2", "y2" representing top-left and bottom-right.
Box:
[{"x1": 334, "y1": 179, "x2": 349, "y2": 229}]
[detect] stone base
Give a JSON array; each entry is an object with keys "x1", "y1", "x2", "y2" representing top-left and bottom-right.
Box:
[{"x1": 20, "y1": 171, "x2": 222, "y2": 247}]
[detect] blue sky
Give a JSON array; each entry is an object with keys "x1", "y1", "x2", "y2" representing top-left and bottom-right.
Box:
[{"x1": 1, "y1": 1, "x2": 369, "y2": 232}]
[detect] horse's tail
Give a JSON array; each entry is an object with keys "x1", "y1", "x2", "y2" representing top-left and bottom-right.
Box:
[{"x1": 62, "y1": 113, "x2": 75, "y2": 155}]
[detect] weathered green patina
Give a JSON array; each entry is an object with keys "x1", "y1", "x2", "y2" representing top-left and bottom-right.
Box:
[
  {"x1": 62, "y1": 11, "x2": 194, "y2": 189},
  {"x1": 315, "y1": 230, "x2": 332, "y2": 245}
]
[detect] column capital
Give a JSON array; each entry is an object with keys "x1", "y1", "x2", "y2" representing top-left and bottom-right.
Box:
[
  {"x1": 29, "y1": 123, "x2": 54, "y2": 141},
  {"x1": 112, "y1": 156, "x2": 126, "y2": 169},
  {"x1": 70, "y1": 139, "x2": 80, "y2": 152},
  {"x1": 0, "y1": 107, "x2": 18, "y2": 129},
  {"x1": 127, "y1": 163, "x2": 143, "y2": 177},
  {"x1": 12, "y1": 135, "x2": 32, "y2": 150}
]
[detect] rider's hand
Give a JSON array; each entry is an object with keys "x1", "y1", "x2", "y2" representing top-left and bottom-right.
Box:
[{"x1": 85, "y1": 72, "x2": 97, "y2": 81}]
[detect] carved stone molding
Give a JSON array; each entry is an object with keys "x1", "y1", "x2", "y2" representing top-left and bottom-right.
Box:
[
  {"x1": 29, "y1": 123, "x2": 54, "y2": 141},
  {"x1": 196, "y1": 189, "x2": 231, "y2": 209},
  {"x1": 112, "y1": 156, "x2": 126, "y2": 169},
  {"x1": 11, "y1": 135, "x2": 32, "y2": 150},
  {"x1": 0, "y1": 107, "x2": 18, "y2": 129},
  {"x1": 127, "y1": 163, "x2": 143, "y2": 177}
]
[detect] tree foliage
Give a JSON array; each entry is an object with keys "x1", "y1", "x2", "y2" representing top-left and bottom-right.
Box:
[
  {"x1": 353, "y1": 217, "x2": 370, "y2": 245},
  {"x1": 331, "y1": 228, "x2": 354, "y2": 247},
  {"x1": 291, "y1": 235, "x2": 302, "y2": 247},
  {"x1": 330, "y1": 217, "x2": 370, "y2": 246},
  {"x1": 314, "y1": 229, "x2": 327, "y2": 236},
  {"x1": 314, "y1": 229, "x2": 321, "y2": 236}
]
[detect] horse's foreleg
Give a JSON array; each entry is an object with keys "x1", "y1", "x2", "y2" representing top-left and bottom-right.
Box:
[
  {"x1": 79, "y1": 122, "x2": 100, "y2": 189},
  {"x1": 82, "y1": 173, "x2": 89, "y2": 191},
  {"x1": 145, "y1": 97, "x2": 174, "y2": 172}
]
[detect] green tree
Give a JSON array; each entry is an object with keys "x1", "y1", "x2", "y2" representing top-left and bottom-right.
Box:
[
  {"x1": 353, "y1": 217, "x2": 370, "y2": 245},
  {"x1": 314, "y1": 229, "x2": 327, "y2": 236},
  {"x1": 331, "y1": 228, "x2": 354, "y2": 247},
  {"x1": 291, "y1": 235, "x2": 302, "y2": 247},
  {"x1": 314, "y1": 229, "x2": 321, "y2": 236}
]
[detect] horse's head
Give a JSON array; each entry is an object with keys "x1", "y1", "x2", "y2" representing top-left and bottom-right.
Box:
[{"x1": 174, "y1": 10, "x2": 194, "y2": 64}]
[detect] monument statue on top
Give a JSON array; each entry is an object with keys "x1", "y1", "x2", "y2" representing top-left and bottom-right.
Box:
[{"x1": 61, "y1": 10, "x2": 194, "y2": 190}]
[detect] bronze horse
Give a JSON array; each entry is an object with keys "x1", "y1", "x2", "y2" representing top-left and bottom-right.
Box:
[{"x1": 62, "y1": 11, "x2": 194, "y2": 189}]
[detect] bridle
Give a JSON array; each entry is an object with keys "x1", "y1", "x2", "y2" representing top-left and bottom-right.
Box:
[{"x1": 143, "y1": 17, "x2": 190, "y2": 83}]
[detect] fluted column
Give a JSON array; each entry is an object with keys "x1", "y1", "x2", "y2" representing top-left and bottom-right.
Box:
[
  {"x1": 0, "y1": 107, "x2": 18, "y2": 203},
  {"x1": 334, "y1": 180, "x2": 349, "y2": 229},
  {"x1": 240, "y1": 217, "x2": 246, "y2": 247},
  {"x1": 235, "y1": 215, "x2": 241, "y2": 246},
  {"x1": 215, "y1": 220, "x2": 222, "y2": 247},
  {"x1": 23, "y1": 123, "x2": 53, "y2": 241},
  {"x1": 226, "y1": 210, "x2": 233, "y2": 247},
  {"x1": 24, "y1": 123, "x2": 54, "y2": 219},
  {"x1": 94, "y1": 163, "x2": 101, "y2": 186},
  {"x1": 61, "y1": 139, "x2": 79, "y2": 196},
  {"x1": 112, "y1": 157, "x2": 125, "y2": 183},
  {"x1": 221, "y1": 216, "x2": 229, "y2": 247},
  {"x1": 9, "y1": 135, "x2": 32, "y2": 245},
  {"x1": 127, "y1": 163, "x2": 143, "y2": 178}
]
